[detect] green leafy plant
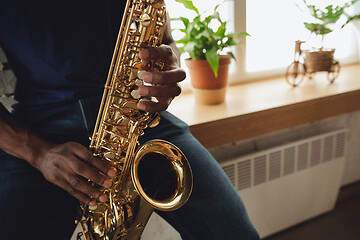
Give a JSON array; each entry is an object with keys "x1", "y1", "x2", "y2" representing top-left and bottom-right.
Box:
[
  {"x1": 171, "y1": 0, "x2": 249, "y2": 76},
  {"x1": 301, "y1": 0, "x2": 360, "y2": 48}
]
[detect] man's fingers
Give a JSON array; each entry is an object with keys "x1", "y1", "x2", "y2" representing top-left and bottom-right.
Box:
[
  {"x1": 68, "y1": 157, "x2": 113, "y2": 189},
  {"x1": 139, "y1": 45, "x2": 176, "y2": 64},
  {"x1": 137, "y1": 98, "x2": 172, "y2": 112},
  {"x1": 36, "y1": 142, "x2": 114, "y2": 206},
  {"x1": 69, "y1": 142, "x2": 115, "y2": 178},
  {"x1": 57, "y1": 174, "x2": 108, "y2": 206},
  {"x1": 140, "y1": 68, "x2": 186, "y2": 85},
  {"x1": 87, "y1": 157, "x2": 117, "y2": 178},
  {"x1": 57, "y1": 143, "x2": 112, "y2": 202},
  {"x1": 138, "y1": 84, "x2": 181, "y2": 98}
]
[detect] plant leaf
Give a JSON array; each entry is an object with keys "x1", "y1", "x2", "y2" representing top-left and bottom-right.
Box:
[
  {"x1": 172, "y1": 16, "x2": 190, "y2": 28},
  {"x1": 343, "y1": 14, "x2": 360, "y2": 28},
  {"x1": 304, "y1": 22, "x2": 332, "y2": 35},
  {"x1": 214, "y1": 3, "x2": 221, "y2": 12},
  {"x1": 175, "y1": 38, "x2": 188, "y2": 44},
  {"x1": 232, "y1": 32, "x2": 250, "y2": 37},
  {"x1": 215, "y1": 22, "x2": 226, "y2": 37},
  {"x1": 171, "y1": 0, "x2": 248, "y2": 64},
  {"x1": 227, "y1": 51, "x2": 236, "y2": 61},
  {"x1": 205, "y1": 46, "x2": 219, "y2": 77},
  {"x1": 175, "y1": 0, "x2": 199, "y2": 14},
  {"x1": 183, "y1": 42, "x2": 197, "y2": 59}
]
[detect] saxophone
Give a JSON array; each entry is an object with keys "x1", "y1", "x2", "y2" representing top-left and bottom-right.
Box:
[{"x1": 76, "y1": 0, "x2": 193, "y2": 239}]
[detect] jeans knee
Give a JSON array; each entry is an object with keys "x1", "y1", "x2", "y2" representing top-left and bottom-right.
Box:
[{"x1": 248, "y1": 228, "x2": 260, "y2": 240}]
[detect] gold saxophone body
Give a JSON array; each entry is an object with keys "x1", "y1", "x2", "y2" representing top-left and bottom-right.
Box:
[{"x1": 76, "y1": 0, "x2": 193, "y2": 239}]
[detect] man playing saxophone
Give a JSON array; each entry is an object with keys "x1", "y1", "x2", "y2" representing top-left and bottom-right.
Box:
[{"x1": 0, "y1": 1, "x2": 259, "y2": 239}]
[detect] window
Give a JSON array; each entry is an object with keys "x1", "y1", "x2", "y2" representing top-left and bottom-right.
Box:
[
  {"x1": 243, "y1": 0, "x2": 360, "y2": 81},
  {"x1": 166, "y1": 0, "x2": 360, "y2": 86}
]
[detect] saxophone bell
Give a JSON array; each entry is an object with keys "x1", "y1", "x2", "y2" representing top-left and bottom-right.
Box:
[{"x1": 132, "y1": 139, "x2": 193, "y2": 211}]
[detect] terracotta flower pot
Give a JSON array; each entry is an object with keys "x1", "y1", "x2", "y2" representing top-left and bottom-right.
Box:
[{"x1": 185, "y1": 55, "x2": 231, "y2": 105}]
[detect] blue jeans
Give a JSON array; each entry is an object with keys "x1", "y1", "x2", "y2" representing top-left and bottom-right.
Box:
[{"x1": 0, "y1": 96, "x2": 259, "y2": 240}]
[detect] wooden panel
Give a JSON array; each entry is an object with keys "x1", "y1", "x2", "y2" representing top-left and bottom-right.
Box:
[{"x1": 190, "y1": 90, "x2": 360, "y2": 148}]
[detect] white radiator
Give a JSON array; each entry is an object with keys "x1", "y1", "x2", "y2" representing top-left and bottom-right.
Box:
[{"x1": 221, "y1": 129, "x2": 347, "y2": 238}]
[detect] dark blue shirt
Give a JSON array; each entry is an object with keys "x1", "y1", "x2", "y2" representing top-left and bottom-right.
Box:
[{"x1": 0, "y1": 1, "x2": 126, "y2": 112}]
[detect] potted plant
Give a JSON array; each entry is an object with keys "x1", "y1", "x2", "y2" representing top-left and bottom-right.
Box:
[
  {"x1": 172, "y1": 0, "x2": 248, "y2": 105},
  {"x1": 300, "y1": 0, "x2": 360, "y2": 74}
]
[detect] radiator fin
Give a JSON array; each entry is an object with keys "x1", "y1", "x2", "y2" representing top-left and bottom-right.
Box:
[
  {"x1": 284, "y1": 147, "x2": 295, "y2": 175},
  {"x1": 269, "y1": 151, "x2": 281, "y2": 180},
  {"x1": 254, "y1": 155, "x2": 267, "y2": 186},
  {"x1": 335, "y1": 132, "x2": 346, "y2": 158},
  {"x1": 310, "y1": 139, "x2": 321, "y2": 166},
  {"x1": 237, "y1": 160, "x2": 251, "y2": 190},
  {"x1": 323, "y1": 135, "x2": 334, "y2": 162},
  {"x1": 297, "y1": 143, "x2": 309, "y2": 171}
]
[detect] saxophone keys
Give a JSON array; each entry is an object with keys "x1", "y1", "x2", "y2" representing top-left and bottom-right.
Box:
[
  {"x1": 148, "y1": 114, "x2": 160, "y2": 128},
  {"x1": 135, "y1": 79, "x2": 143, "y2": 87},
  {"x1": 136, "y1": 223, "x2": 145, "y2": 229},
  {"x1": 137, "y1": 70, "x2": 146, "y2": 80},
  {"x1": 136, "y1": 70, "x2": 146, "y2": 86},
  {"x1": 89, "y1": 205, "x2": 98, "y2": 211},
  {"x1": 139, "y1": 13, "x2": 151, "y2": 27},
  {"x1": 150, "y1": 0, "x2": 165, "y2": 8},
  {"x1": 131, "y1": 90, "x2": 141, "y2": 99}
]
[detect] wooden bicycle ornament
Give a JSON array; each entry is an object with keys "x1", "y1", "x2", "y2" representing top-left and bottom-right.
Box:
[{"x1": 285, "y1": 40, "x2": 340, "y2": 87}]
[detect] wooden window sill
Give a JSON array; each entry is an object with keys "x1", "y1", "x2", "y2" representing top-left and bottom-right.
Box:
[{"x1": 167, "y1": 63, "x2": 360, "y2": 148}]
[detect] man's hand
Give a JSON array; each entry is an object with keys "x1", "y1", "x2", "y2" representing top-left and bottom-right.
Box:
[
  {"x1": 32, "y1": 142, "x2": 116, "y2": 206},
  {"x1": 137, "y1": 45, "x2": 186, "y2": 112},
  {"x1": 0, "y1": 104, "x2": 116, "y2": 206}
]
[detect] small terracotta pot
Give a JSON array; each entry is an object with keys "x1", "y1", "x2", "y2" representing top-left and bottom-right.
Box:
[{"x1": 185, "y1": 55, "x2": 231, "y2": 105}]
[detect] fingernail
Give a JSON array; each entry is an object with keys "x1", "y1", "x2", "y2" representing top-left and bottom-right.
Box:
[
  {"x1": 99, "y1": 194, "x2": 109, "y2": 203},
  {"x1": 89, "y1": 200, "x2": 97, "y2": 206},
  {"x1": 103, "y1": 179, "x2": 112, "y2": 188},
  {"x1": 137, "y1": 70, "x2": 146, "y2": 79},
  {"x1": 107, "y1": 169, "x2": 116, "y2": 177}
]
